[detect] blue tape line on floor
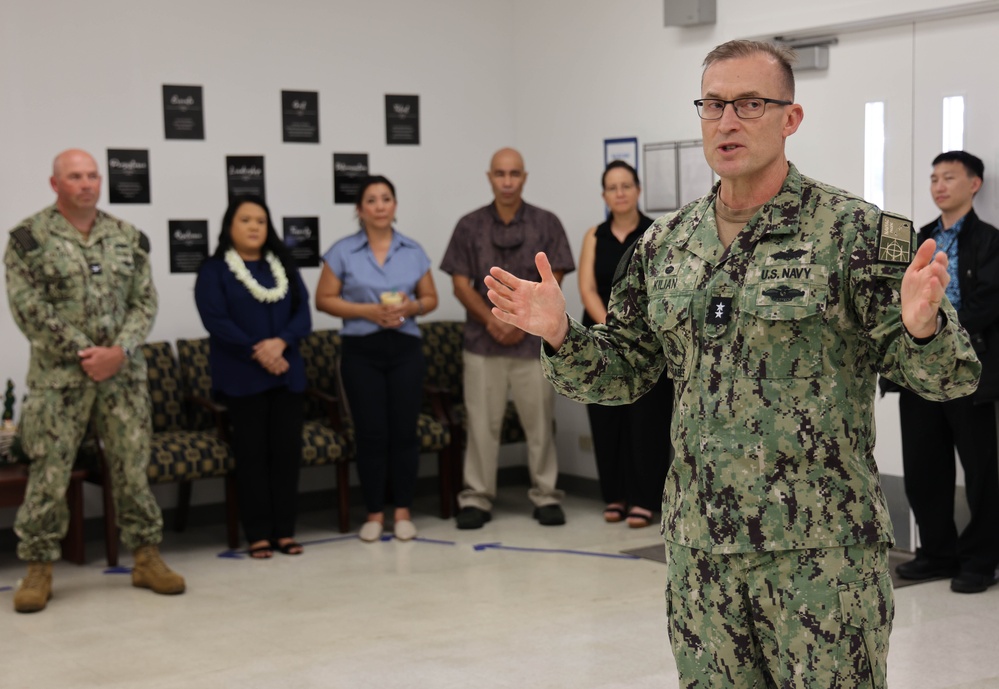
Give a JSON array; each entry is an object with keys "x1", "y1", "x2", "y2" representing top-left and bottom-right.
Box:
[
  {"x1": 216, "y1": 532, "x2": 460, "y2": 558},
  {"x1": 104, "y1": 566, "x2": 132, "y2": 575},
  {"x1": 412, "y1": 537, "x2": 457, "y2": 546},
  {"x1": 0, "y1": 585, "x2": 12, "y2": 592},
  {"x1": 473, "y1": 542, "x2": 640, "y2": 560}
]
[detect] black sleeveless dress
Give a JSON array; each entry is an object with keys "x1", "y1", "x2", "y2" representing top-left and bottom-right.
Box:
[{"x1": 582, "y1": 214, "x2": 654, "y2": 327}]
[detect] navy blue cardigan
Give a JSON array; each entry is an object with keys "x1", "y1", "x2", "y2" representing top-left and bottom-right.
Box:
[{"x1": 194, "y1": 256, "x2": 312, "y2": 397}]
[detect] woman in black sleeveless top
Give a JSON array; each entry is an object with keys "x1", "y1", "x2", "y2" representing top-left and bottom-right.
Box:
[{"x1": 577, "y1": 161, "x2": 674, "y2": 528}]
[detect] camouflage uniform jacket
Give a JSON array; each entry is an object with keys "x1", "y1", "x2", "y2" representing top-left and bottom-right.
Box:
[
  {"x1": 543, "y1": 164, "x2": 981, "y2": 554},
  {"x1": 5, "y1": 205, "x2": 157, "y2": 389}
]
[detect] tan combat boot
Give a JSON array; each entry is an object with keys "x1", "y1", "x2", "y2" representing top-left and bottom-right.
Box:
[
  {"x1": 131, "y1": 545, "x2": 186, "y2": 595},
  {"x1": 14, "y1": 561, "x2": 53, "y2": 613}
]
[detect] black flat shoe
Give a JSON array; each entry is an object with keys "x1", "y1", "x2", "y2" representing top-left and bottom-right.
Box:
[
  {"x1": 950, "y1": 571, "x2": 998, "y2": 594},
  {"x1": 456, "y1": 506, "x2": 491, "y2": 530},
  {"x1": 533, "y1": 504, "x2": 566, "y2": 526},
  {"x1": 895, "y1": 556, "x2": 958, "y2": 581}
]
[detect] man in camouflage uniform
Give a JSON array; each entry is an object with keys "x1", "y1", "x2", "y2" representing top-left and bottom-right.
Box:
[
  {"x1": 483, "y1": 42, "x2": 980, "y2": 688},
  {"x1": 4, "y1": 149, "x2": 185, "y2": 613}
]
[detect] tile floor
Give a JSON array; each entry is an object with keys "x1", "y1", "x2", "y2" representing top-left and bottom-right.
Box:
[{"x1": 1, "y1": 486, "x2": 997, "y2": 689}]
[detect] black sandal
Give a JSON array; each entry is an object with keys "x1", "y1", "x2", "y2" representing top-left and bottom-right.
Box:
[
  {"x1": 248, "y1": 542, "x2": 274, "y2": 559},
  {"x1": 603, "y1": 504, "x2": 627, "y2": 523},
  {"x1": 274, "y1": 539, "x2": 303, "y2": 555},
  {"x1": 626, "y1": 508, "x2": 654, "y2": 529}
]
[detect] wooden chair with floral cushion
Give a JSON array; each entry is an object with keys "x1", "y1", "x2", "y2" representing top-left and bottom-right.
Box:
[
  {"x1": 297, "y1": 329, "x2": 354, "y2": 532},
  {"x1": 301, "y1": 328, "x2": 456, "y2": 531},
  {"x1": 94, "y1": 341, "x2": 238, "y2": 566}
]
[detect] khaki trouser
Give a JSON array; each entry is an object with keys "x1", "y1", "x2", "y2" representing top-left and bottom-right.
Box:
[
  {"x1": 15, "y1": 379, "x2": 163, "y2": 561},
  {"x1": 458, "y1": 351, "x2": 563, "y2": 511}
]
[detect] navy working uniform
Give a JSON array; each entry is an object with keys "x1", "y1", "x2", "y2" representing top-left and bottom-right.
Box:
[
  {"x1": 543, "y1": 163, "x2": 980, "y2": 688},
  {"x1": 5, "y1": 205, "x2": 164, "y2": 562}
]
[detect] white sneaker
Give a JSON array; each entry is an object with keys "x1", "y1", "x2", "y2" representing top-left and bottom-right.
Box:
[
  {"x1": 394, "y1": 519, "x2": 417, "y2": 541},
  {"x1": 359, "y1": 521, "x2": 384, "y2": 543}
]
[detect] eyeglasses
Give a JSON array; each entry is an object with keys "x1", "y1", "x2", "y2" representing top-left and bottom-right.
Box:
[
  {"x1": 604, "y1": 182, "x2": 636, "y2": 194},
  {"x1": 694, "y1": 97, "x2": 793, "y2": 120}
]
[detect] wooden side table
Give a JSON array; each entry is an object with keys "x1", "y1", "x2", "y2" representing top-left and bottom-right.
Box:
[{"x1": 0, "y1": 463, "x2": 86, "y2": 565}]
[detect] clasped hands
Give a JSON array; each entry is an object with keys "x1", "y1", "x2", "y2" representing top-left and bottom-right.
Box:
[
  {"x1": 253, "y1": 337, "x2": 289, "y2": 375},
  {"x1": 78, "y1": 345, "x2": 127, "y2": 383},
  {"x1": 369, "y1": 295, "x2": 415, "y2": 329}
]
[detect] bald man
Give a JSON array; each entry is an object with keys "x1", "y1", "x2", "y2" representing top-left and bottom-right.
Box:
[
  {"x1": 5, "y1": 149, "x2": 184, "y2": 613},
  {"x1": 441, "y1": 148, "x2": 575, "y2": 528}
]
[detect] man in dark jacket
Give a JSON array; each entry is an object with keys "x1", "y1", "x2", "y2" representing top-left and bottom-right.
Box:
[{"x1": 890, "y1": 150, "x2": 999, "y2": 593}]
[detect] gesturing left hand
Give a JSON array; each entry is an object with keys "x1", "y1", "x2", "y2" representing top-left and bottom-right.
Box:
[{"x1": 901, "y1": 238, "x2": 948, "y2": 339}]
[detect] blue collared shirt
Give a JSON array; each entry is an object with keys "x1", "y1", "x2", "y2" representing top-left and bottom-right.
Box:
[
  {"x1": 322, "y1": 228, "x2": 431, "y2": 337},
  {"x1": 931, "y1": 214, "x2": 965, "y2": 311}
]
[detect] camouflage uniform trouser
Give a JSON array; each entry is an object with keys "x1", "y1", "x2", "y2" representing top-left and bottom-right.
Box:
[
  {"x1": 15, "y1": 380, "x2": 164, "y2": 562},
  {"x1": 665, "y1": 542, "x2": 893, "y2": 689}
]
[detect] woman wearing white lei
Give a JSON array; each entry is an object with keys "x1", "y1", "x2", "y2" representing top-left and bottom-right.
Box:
[{"x1": 195, "y1": 195, "x2": 311, "y2": 559}]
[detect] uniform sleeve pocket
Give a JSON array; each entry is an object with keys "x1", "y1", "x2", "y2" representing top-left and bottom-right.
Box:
[
  {"x1": 647, "y1": 292, "x2": 693, "y2": 380},
  {"x1": 838, "y1": 571, "x2": 894, "y2": 689}
]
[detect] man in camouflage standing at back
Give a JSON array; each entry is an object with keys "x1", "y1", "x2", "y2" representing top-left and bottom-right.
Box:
[
  {"x1": 483, "y1": 41, "x2": 980, "y2": 687},
  {"x1": 5, "y1": 149, "x2": 185, "y2": 613}
]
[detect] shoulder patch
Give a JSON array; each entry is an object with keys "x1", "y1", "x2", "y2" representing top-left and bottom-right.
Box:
[
  {"x1": 10, "y1": 226, "x2": 39, "y2": 256},
  {"x1": 137, "y1": 231, "x2": 150, "y2": 254},
  {"x1": 877, "y1": 212, "x2": 913, "y2": 265}
]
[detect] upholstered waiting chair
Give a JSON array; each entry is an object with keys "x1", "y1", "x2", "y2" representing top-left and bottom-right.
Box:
[
  {"x1": 419, "y1": 320, "x2": 526, "y2": 479},
  {"x1": 296, "y1": 329, "x2": 353, "y2": 532},
  {"x1": 301, "y1": 328, "x2": 455, "y2": 531},
  {"x1": 95, "y1": 341, "x2": 238, "y2": 566}
]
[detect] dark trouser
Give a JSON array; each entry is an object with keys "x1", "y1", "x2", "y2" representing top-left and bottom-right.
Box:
[
  {"x1": 898, "y1": 390, "x2": 999, "y2": 576},
  {"x1": 340, "y1": 331, "x2": 425, "y2": 514},
  {"x1": 587, "y1": 373, "x2": 674, "y2": 510},
  {"x1": 224, "y1": 386, "x2": 303, "y2": 544}
]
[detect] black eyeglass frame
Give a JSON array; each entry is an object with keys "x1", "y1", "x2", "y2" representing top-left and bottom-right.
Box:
[{"x1": 693, "y1": 97, "x2": 794, "y2": 120}]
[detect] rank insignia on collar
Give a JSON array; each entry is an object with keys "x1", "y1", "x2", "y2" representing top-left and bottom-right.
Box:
[
  {"x1": 877, "y1": 212, "x2": 914, "y2": 265},
  {"x1": 706, "y1": 296, "x2": 733, "y2": 325}
]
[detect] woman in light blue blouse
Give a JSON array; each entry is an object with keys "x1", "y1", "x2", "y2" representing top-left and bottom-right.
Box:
[{"x1": 315, "y1": 176, "x2": 438, "y2": 542}]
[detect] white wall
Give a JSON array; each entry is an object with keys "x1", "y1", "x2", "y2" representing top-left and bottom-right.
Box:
[
  {"x1": 0, "y1": 0, "x2": 517, "y2": 387},
  {"x1": 1, "y1": 0, "x2": 996, "y2": 521}
]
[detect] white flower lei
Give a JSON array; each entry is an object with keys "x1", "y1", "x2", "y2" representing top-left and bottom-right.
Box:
[{"x1": 224, "y1": 249, "x2": 289, "y2": 303}]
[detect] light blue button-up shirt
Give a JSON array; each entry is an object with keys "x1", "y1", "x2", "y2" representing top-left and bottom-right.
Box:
[{"x1": 322, "y1": 228, "x2": 431, "y2": 337}]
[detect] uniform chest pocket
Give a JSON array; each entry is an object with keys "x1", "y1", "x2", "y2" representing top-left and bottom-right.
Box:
[
  {"x1": 41, "y1": 258, "x2": 85, "y2": 301},
  {"x1": 647, "y1": 292, "x2": 693, "y2": 381},
  {"x1": 740, "y1": 282, "x2": 827, "y2": 379},
  {"x1": 107, "y1": 244, "x2": 135, "y2": 278}
]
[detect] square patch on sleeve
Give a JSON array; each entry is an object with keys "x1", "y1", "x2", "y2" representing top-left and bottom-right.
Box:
[{"x1": 877, "y1": 213, "x2": 913, "y2": 265}]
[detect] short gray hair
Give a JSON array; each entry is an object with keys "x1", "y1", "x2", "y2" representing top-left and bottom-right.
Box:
[{"x1": 702, "y1": 40, "x2": 797, "y2": 99}]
